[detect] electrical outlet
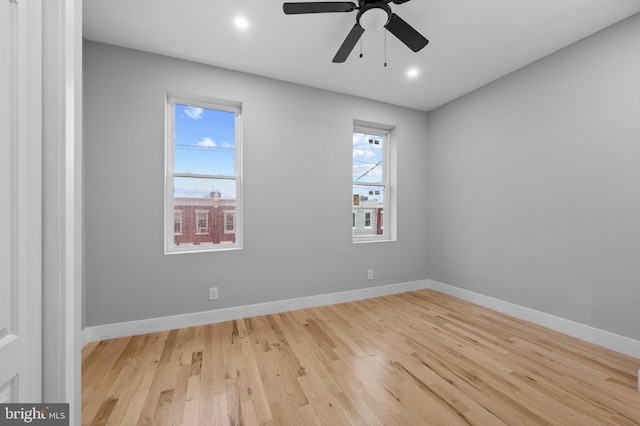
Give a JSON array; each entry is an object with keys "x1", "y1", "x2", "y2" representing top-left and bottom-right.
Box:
[
  {"x1": 209, "y1": 287, "x2": 218, "y2": 300},
  {"x1": 367, "y1": 269, "x2": 374, "y2": 280}
]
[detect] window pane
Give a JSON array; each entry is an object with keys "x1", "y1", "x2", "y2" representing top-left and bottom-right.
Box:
[
  {"x1": 196, "y1": 211, "x2": 209, "y2": 234},
  {"x1": 174, "y1": 211, "x2": 183, "y2": 234},
  {"x1": 353, "y1": 131, "x2": 383, "y2": 184},
  {"x1": 224, "y1": 212, "x2": 235, "y2": 233},
  {"x1": 173, "y1": 176, "x2": 237, "y2": 247},
  {"x1": 174, "y1": 104, "x2": 235, "y2": 176},
  {"x1": 353, "y1": 185, "x2": 384, "y2": 237}
]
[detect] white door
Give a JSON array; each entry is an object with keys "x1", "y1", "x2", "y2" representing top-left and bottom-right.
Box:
[{"x1": 0, "y1": 0, "x2": 42, "y2": 403}]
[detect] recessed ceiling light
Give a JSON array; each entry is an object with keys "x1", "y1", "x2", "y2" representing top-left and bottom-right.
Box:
[
  {"x1": 235, "y1": 17, "x2": 249, "y2": 30},
  {"x1": 407, "y1": 68, "x2": 419, "y2": 78}
]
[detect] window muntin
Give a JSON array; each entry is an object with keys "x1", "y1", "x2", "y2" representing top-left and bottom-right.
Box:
[
  {"x1": 353, "y1": 125, "x2": 389, "y2": 242},
  {"x1": 166, "y1": 96, "x2": 242, "y2": 253}
]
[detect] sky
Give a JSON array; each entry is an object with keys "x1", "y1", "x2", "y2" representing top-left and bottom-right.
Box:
[{"x1": 173, "y1": 104, "x2": 237, "y2": 199}]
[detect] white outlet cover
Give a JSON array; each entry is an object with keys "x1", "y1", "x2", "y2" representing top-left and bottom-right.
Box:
[{"x1": 209, "y1": 287, "x2": 218, "y2": 300}]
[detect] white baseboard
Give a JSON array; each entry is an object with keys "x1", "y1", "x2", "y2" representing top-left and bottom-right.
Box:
[
  {"x1": 427, "y1": 279, "x2": 640, "y2": 359},
  {"x1": 82, "y1": 280, "x2": 430, "y2": 344},
  {"x1": 81, "y1": 278, "x2": 640, "y2": 359}
]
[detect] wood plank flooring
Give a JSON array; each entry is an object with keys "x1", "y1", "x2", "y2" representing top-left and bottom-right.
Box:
[{"x1": 82, "y1": 289, "x2": 640, "y2": 425}]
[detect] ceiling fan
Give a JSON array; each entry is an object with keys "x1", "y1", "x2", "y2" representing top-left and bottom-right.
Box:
[{"x1": 283, "y1": 0, "x2": 428, "y2": 63}]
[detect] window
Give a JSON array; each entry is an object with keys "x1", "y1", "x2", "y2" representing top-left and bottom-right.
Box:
[
  {"x1": 224, "y1": 211, "x2": 235, "y2": 233},
  {"x1": 165, "y1": 95, "x2": 242, "y2": 253},
  {"x1": 174, "y1": 210, "x2": 183, "y2": 235},
  {"x1": 364, "y1": 211, "x2": 372, "y2": 228},
  {"x1": 196, "y1": 211, "x2": 209, "y2": 234},
  {"x1": 353, "y1": 122, "x2": 394, "y2": 242}
]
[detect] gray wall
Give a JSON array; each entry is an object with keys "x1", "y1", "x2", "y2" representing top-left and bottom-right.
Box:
[
  {"x1": 86, "y1": 12, "x2": 640, "y2": 341},
  {"x1": 84, "y1": 41, "x2": 429, "y2": 327},
  {"x1": 426, "y1": 13, "x2": 640, "y2": 340}
]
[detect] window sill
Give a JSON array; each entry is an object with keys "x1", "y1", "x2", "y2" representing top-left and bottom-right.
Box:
[
  {"x1": 165, "y1": 245, "x2": 242, "y2": 255},
  {"x1": 353, "y1": 237, "x2": 395, "y2": 244}
]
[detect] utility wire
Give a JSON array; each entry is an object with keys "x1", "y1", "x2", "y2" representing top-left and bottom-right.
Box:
[{"x1": 355, "y1": 160, "x2": 382, "y2": 181}]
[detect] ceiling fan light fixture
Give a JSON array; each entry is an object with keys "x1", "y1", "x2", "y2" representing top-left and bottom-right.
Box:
[{"x1": 358, "y1": 7, "x2": 389, "y2": 31}]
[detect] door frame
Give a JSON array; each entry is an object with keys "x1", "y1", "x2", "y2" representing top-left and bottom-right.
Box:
[{"x1": 41, "y1": 0, "x2": 82, "y2": 423}]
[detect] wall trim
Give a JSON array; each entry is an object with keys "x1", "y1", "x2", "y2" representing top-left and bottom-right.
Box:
[
  {"x1": 427, "y1": 279, "x2": 640, "y2": 359},
  {"x1": 83, "y1": 280, "x2": 430, "y2": 344},
  {"x1": 82, "y1": 278, "x2": 639, "y2": 359}
]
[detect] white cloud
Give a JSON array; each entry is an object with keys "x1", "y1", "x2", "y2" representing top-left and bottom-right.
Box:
[
  {"x1": 353, "y1": 133, "x2": 366, "y2": 144},
  {"x1": 174, "y1": 186, "x2": 210, "y2": 197},
  {"x1": 184, "y1": 106, "x2": 203, "y2": 119},
  {"x1": 174, "y1": 183, "x2": 237, "y2": 199},
  {"x1": 196, "y1": 137, "x2": 216, "y2": 148},
  {"x1": 353, "y1": 148, "x2": 377, "y2": 160}
]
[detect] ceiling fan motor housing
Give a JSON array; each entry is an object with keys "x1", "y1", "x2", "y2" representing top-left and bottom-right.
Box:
[{"x1": 357, "y1": 3, "x2": 391, "y2": 31}]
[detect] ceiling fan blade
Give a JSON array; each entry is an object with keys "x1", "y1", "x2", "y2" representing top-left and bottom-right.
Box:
[
  {"x1": 332, "y1": 23, "x2": 364, "y2": 63},
  {"x1": 283, "y1": 2, "x2": 356, "y2": 14},
  {"x1": 384, "y1": 13, "x2": 428, "y2": 52}
]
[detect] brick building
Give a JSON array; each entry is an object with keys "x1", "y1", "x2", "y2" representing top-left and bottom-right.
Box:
[{"x1": 174, "y1": 191, "x2": 236, "y2": 246}]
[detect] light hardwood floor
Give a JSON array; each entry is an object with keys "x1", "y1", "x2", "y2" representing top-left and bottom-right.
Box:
[{"x1": 82, "y1": 289, "x2": 640, "y2": 425}]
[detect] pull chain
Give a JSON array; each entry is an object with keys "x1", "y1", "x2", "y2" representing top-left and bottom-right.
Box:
[
  {"x1": 384, "y1": 30, "x2": 388, "y2": 67},
  {"x1": 359, "y1": 37, "x2": 363, "y2": 58}
]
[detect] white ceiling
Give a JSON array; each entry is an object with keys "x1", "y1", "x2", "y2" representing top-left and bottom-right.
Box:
[{"x1": 83, "y1": 0, "x2": 640, "y2": 112}]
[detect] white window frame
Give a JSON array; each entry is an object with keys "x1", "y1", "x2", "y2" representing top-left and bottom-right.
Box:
[
  {"x1": 224, "y1": 211, "x2": 236, "y2": 234},
  {"x1": 174, "y1": 210, "x2": 183, "y2": 235},
  {"x1": 364, "y1": 211, "x2": 372, "y2": 229},
  {"x1": 353, "y1": 121, "x2": 395, "y2": 243},
  {"x1": 165, "y1": 94, "x2": 243, "y2": 254},
  {"x1": 195, "y1": 210, "x2": 209, "y2": 235}
]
